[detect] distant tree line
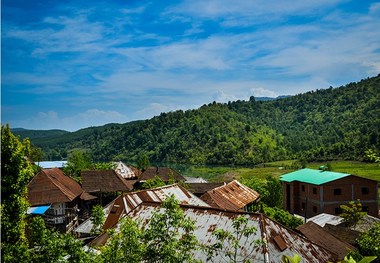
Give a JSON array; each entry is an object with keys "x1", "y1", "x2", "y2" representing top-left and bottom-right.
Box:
[{"x1": 15, "y1": 74, "x2": 380, "y2": 165}]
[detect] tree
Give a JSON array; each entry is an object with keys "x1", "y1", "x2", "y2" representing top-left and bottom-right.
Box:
[
  {"x1": 340, "y1": 200, "x2": 367, "y2": 228},
  {"x1": 206, "y1": 215, "x2": 262, "y2": 263},
  {"x1": 365, "y1": 149, "x2": 380, "y2": 164},
  {"x1": 100, "y1": 195, "x2": 199, "y2": 263},
  {"x1": 262, "y1": 175, "x2": 282, "y2": 208},
  {"x1": 29, "y1": 146, "x2": 44, "y2": 163},
  {"x1": 63, "y1": 149, "x2": 93, "y2": 181},
  {"x1": 356, "y1": 223, "x2": 380, "y2": 262},
  {"x1": 99, "y1": 217, "x2": 145, "y2": 263},
  {"x1": 136, "y1": 153, "x2": 150, "y2": 171},
  {"x1": 91, "y1": 205, "x2": 105, "y2": 234},
  {"x1": 143, "y1": 195, "x2": 199, "y2": 262},
  {"x1": 29, "y1": 216, "x2": 92, "y2": 263},
  {"x1": 141, "y1": 176, "x2": 166, "y2": 189},
  {"x1": 1, "y1": 124, "x2": 35, "y2": 262}
]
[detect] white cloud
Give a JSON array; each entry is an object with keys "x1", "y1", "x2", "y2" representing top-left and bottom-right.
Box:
[
  {"x1": 134, "y1": 103, "x2": 182, "y2": 120},
  {"x1": 249, "y1": 87, "x2": 277, "y2": 98},
  {"x1": 166, "y1": 0, "x2": 346, "y2": 25},
  {"x1": 12, "y1": 109, "x2": 129, "y2": 132},
  {"x1": 212, "y1": 90, "x2": 238, "y2": 103}
]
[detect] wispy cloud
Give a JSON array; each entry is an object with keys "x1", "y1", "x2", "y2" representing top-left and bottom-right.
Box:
[
  {"x1": 12, "y1": 109, "x2": 129, "y2": 131},
  {"x1": 3, "y1": 0, "x2": 380, "y2": 130}
]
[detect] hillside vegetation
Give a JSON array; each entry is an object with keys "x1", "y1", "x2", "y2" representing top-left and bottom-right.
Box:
[{"x1": 17, "y1": 74, "x2": 380, "y2": 165}]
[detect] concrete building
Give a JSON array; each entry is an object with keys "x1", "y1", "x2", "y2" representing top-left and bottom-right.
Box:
[{"x1": 280, "y1": 168, "x2": 378, "y2": 218}]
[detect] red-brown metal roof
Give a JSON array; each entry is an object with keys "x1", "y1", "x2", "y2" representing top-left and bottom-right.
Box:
[
  {"x1": 102, "y1": 184, "x2": 210, "y2": 231},
  {"x1": 81, "y1": 169, "x2": 132, "y2": 193},
  {"x1": 122, "y1": 202, "x2": 335, "y2": 262},
  {"x1": 297, "y1": 221, "x2": 354, "y2": 261},
  {"x1": 200, "y1": 180, "x2": 260, "y2": 211},
  {"x1": 28, "y1": 168, "x2": 83, "y2": 206}
]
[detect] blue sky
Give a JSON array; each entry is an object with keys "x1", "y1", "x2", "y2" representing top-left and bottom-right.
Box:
[{"x1": 2, "y1": 0, "x2": 380, "y2": 131}]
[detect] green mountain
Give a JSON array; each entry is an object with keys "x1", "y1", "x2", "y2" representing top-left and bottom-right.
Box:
[{"x1": 17, "y1": 74, "x2": 380, "y2": 164}]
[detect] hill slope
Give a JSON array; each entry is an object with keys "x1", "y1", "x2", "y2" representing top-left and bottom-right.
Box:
[{"x1": 18, "y1": 74, "x2": 380, "y2": 164}]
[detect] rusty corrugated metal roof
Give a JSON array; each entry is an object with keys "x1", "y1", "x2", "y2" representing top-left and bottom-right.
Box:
[
  {"x1": 297, "y1": 221, "x2": 354, "y2": 261},
  {"x1": 200, "y1": 180, "x2": 260, "y2": 211},
  {"x1": 186, "y1": 182, "x2": 226, "y2": 195},
  {"x1": 28, "y1": 168, "x2": 84, "y2": 206},
  {"x1": 81, "y1": 169, "x2": 132, "y2": 193},
  {"x1": 102, "y1": 184, "x2": 210, "y2": 231},
  {"x1": 123, "y1": 203, "x2": 335, "y2": 262}
]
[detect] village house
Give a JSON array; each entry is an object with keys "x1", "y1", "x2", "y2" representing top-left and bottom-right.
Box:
[
  {"x1": 280, "y1": 168, "x2": 379, "y2": 218},
  {"x1": 296, "y1": 221, "x2": 355, "y2": 261},
  {"x1": 113, "y1": 161, "x2": 141, "y2": 179},
  {"x1": 200, "y1": 180, "x2": 260, "y2": 211},
  {"x1": 76, "y1": 184, "x2": 209, "y2": 238},
  {"x1": 27, "y1": 168, "x2": 96, "y2": 233},
  {"x1": 95, "y1": 201, "x2": 336, "y2": 262}
]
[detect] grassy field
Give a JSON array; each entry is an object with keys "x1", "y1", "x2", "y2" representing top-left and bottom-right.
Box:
[{"x1": 183, "y1": 160, "x2": 380, "y2": 182}]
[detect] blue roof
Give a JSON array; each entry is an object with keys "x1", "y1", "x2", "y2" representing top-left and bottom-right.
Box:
[
  {"x1": 27, "y1": 205, "x2": 51, "y2": 215},
  {"x1": 280, "y1": 168, "x2": 351, "y2": 185}
]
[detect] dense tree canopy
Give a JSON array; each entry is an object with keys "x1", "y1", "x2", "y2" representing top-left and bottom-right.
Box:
[{"x1": 16, "y1": 74, "x2": 380, "y2": 165}]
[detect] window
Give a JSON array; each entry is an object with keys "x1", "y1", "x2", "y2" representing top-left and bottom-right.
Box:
[
  {"x1": 301, "y1": 185, "x2": 305, "y2": 192},
  {"x1": 301, "y1": 202, "x2": 305, "y2": 209},
  {"x1": 334, "y1": 188, "x2": 342, "y2": 195},
  {"x1": 313, "y1": 206, "x2": 317, "y2": 213},
  {"x1": 313, "y1": 187, "x2": 317, "y2": 194},
  {"x1": 335, "y1": 207, "x2": 342, "y2": 215},
  {"x1": 361, "y1": 187, "x2": 369, "y2": 195}
]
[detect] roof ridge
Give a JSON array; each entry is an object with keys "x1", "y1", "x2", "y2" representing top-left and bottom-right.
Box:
[{"x1": 43, "y1": 169, "x2": 79, "y2": 202}]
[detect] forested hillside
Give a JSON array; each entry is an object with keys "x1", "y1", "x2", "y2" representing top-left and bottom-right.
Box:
[{"x1": 18, "y1": 74, "x2": 380, "y2": 165}]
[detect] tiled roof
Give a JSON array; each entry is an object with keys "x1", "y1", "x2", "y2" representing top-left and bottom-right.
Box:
[
  {"x1": 81, "y1": 170, "x2": 132, "y2": 193},
  {"x1": 297, "y1": 221, "x2": 354, "y2": 261},
  {"x1": 200, "y1": 180, "x2": 260, "y2": 211},
  {"x1": 28, "y1": 168, "x2": 83, "y2": 206},
  {"x1": 139, "y1": 167, "x2": 185, "y2": 182},
  {"x1": 122, "y1": 202, "x2": 335, "y2": 262},
  {"x1": 280, "y1": 168, "x2": 350, "y2": 185}
]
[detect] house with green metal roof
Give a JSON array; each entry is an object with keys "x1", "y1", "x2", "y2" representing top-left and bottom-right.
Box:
[{"x1": 280, "y1": 169, "x2": 378, "y2": 218}]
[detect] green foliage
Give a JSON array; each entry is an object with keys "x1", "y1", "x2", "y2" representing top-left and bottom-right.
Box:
[
  {"x1": 206, "y1": 215, "x2": 262, "y2": 263},
  {"x1": 99, "y1": 217, "x2": 145, "y2": 263},
  {"x1": 100, "y1": 195, "x2": 199, "y2": 263},
  {"x1": 25, "y1": 75, "x2": 380, "y2": 165},
  {"x1": 91, "y1": 205, "x2": 105, "y2": 234},
  {"x1": 340, "y1": 200, "x2": 367, "y2": 228},
  {"x1": 1, "y1": 124, "x2": 35, "y2": 261},
  {"x1": 28, "y1": 217, "x2": 92, "y2": 263},
  {"x1": 29, "y1": 146, "x2": 44, "y2": 163},
  {"x1": 140, "y1": 176, "x2": 166, "y2": 189},
  {"x1": 143, "y1": 195, "x2": 199, "y2": 262},
  {"x1": 261, "y1": 205, "x2": 303, "y2": 229},
  {"x1": 136, "y1": 153, "x2": 150, "y2": 171},
  {"x1": 242, "y1": 175, "x2": 282, "y2": 208},
  {"x1": 93, "y1": 161, "x2": 116, "y2": 170},
  {"x1": 282, "y1": 254, "x2": 301, "y2": 263},
  {"x1": 62, "y1": 149, "x2": 93, "y2": 180},
  {"x1": 365, "y1": 149, "x2": 380, "y2": 164},
  {"x1": 333, "y1": 256, "x2": 377, "y2": 263},
  {"x1": 356, "y1": 223, "x2": 380, "y2": 262}
]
